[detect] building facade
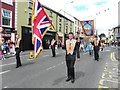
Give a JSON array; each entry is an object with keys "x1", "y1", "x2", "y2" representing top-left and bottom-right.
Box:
[
  {"x1": 42, "y1": 5, "x2": 57, "y2": 49},
  {"x1": 15, "y1": 0, "x2": 33, "y2": 50},
  {"x1": 14, "y1": 0, "x2": 75, "y2": 50},
  {"x1": 0, "y1": 0, "x2": 15, "y2": 41}
]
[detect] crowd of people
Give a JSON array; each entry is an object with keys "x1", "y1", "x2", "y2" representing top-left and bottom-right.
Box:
[
  {"x1": 0, "y1": 32, "x2": 106, "y2": 84},
  {"x1": 0, "y1": 38, "x2": 16, "y2": 60}
]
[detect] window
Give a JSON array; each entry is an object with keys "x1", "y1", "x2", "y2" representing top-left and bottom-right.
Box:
[
  {"x1": 2, "y1": 9, "x2": 12, "y2": 27},
  {"x1": 66, "y1": 26, "x2": 68, "y2": 34},
  {"x1": 70, "y1": 22, "x2": 72, "y2": 26},
  {"x1": 59, "y1": 23, "x2": 62, "y2": 32},
  {"x1": 28, "y1": 13, "x2": 32, "y2": 25},
  {"x1": 28, "y1": 1, "x2": 33, "y2": 9},
  {"x1": 59, "y1": 17, "x2": 62, "y2": 22},
  {"x1": 49, "y1": 11, "x2": 53, "y2": 17},
  {"x1": 1, "y1": 0, "x2": 13, "y2": 5},
  {"x1": 75, "y1": 27, "x2": 76, "y2": 33},
  {"x1": 70, "y1": 28, "x2": 72, "y2": 32}
]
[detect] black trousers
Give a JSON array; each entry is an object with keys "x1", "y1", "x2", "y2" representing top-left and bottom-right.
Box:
[
  {"x1": 94, "y1": 46, "x2": 99, "y2": 60},
  {"x1": 66, "y1": 54, "x2": 76, "y2": 79},
  {"x1": 15, "y1": 48, "x2": 22, "y2": 67},
  {"x1": 51, "y1": 46, "x2": 56, "y2": 57}
]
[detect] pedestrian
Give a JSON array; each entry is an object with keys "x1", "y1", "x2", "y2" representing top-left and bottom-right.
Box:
[
  {"x1": 76, "y1": 37, "x2": 81, "y2": 57},
  {"x1": 93, "y1": 36, "x2": 101, "y2": 61},
  {"x1": 50, "y1": 38, "x2": 57, "y2": 57},
  {"x1": 101, "y1": 43, "x2": 104, "y2": 51},
  {"x1": 15, "y1": 34, "x2": 22, "y2": 68},
  {"x1": 88, "y1": 42, "x2": 93, "y2": 56},
  {"x1": 64, "y1": 32, "x2": 80, "y2": 83},
  {"x1": 0, "y1": 38, "x2": 2, "y2": 60}
]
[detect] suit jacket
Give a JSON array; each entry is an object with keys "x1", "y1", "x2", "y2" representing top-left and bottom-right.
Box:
[{"x1": 64, "y1": 39, "x2": 80, "y2": 58}]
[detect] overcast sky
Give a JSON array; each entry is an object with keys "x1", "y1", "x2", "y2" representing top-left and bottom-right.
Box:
[{"x1": 40, "y1": 0, "x2": 119, "y2": 36}]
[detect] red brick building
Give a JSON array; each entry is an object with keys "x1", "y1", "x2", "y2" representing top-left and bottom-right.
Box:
[{"x1": 0, "y1": 0, "x2": 15, "y2": 41}]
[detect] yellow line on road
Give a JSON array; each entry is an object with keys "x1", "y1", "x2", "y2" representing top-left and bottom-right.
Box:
[{"x1": 98, "y1": 85, "x2": 109, "y2": 89}]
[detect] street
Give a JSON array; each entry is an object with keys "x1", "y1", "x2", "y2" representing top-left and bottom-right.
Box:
[{"x1": 0, "y1": 46, "x2": 119, "y2": 88}]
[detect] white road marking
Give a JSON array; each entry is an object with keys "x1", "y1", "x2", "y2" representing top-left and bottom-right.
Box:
[
  {"x1": 46, "y1": 67, "x2": 53, "y2": 71},
  {"x1": 3, "y1": 86, "x2": 8, "y2": 88},
  {"x1": 82, "y1": 52, "x2": 88, "y2": 55},
  {"x1": 0, "y1": 70, "x2": 11, "y2": 75},
  {"x1": 0, "y1": 62, "x2": 16, "y2": 67},
  {"x1": 105, "y1": 50, "x2": 111, "y2": 52},
  {"x1": 42, "y1": 55, "x2": 50, "y2": 57}
]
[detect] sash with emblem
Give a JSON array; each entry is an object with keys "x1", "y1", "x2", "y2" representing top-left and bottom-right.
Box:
[{"x1": 66, "y1": 39, "x2": 76, "y2": 55}]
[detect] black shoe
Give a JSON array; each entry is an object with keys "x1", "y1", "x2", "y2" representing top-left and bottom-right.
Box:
[
  {"x1": 66, "y1": 78, "x2": 71, "y2": 82},
  {"x1": 71, "y1": 79, "x2": 75, "y2": 83},
  {"x1": 16, "y1": 65, "x2": 22, "y2": 68}
]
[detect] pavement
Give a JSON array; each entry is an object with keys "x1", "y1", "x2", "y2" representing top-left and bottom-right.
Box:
[{"x1": 0, "y1": 47, "x2": 119, "y2": 89}]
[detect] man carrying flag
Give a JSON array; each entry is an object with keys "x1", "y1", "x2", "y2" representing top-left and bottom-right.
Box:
[{"x1": 32, "y1": 0, "x2": 54, "y2": 58}]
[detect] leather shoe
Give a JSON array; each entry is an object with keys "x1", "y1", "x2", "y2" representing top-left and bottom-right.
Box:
[
  {"x1": 16, "y1": 65, "x2": 22, "y2": 68},
  {"x1": 71, "y1": 79, "x2": 75, "y2": 83},
  {"x1": 66, "y1": 78, "x2": 71, "y2": 82}
]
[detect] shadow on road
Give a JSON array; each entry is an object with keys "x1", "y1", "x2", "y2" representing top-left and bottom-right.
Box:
[
  {"x1": 21, "y1": 62, "x2": 35, "y2": 67},
  {"x1": 52, "y1": 71, "x2": 85, "y2": 86},
  {"x1": 75, "y1": 71, "x2": 85, "y2": 81},
  {"x1": 52, "y1": 76, "x2": 66, "y2": 86}
]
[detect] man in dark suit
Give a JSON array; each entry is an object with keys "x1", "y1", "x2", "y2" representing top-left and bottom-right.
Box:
[
  {"x1": 50, "y1": 38, "x2": 57, "y2": 57},
  {"x1": 64, "y1": 32, "x2": 80, "y2": 83},
  {"x1": 15, "y1": 34, "x2": 22, "y2": 68},
  {"x1": 93, "y1": 36, "x2": 101, "y2": 61}
]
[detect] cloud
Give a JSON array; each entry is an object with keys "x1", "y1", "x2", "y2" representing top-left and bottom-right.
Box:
[
  {"x1": 95, "y1": 1, "x2": 107, "y2": 6},
  {"x1": 73, "y1": 5, "x2": 89, "y2": 11}
]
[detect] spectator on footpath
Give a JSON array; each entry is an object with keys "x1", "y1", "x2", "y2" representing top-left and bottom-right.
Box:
[{"x1": 0, "y1": 38, "x2": 2, "y2": 60}]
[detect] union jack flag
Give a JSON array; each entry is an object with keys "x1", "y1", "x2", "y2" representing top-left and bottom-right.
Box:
[{"x1": 32, "y1": 0, "x2": 53, "y2": 58}]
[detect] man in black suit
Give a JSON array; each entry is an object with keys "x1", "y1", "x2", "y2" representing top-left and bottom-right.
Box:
[
  {"x1": 50, "y1": 38, "x2": 57, "y2": 57},
  {"x1": 93, "y1": 36, "x2": 101, "y2": 61},
  {"x1": 15, "y1": 34, "x2": 22, "y2": 68},
  {"x1": 64, "y1": 32, "x2": 80, "y2": 83}
]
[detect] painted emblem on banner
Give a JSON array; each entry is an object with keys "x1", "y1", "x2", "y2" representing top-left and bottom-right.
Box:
[{"x1": 80, "y1": 20, "x2": 94, "y2": 38}]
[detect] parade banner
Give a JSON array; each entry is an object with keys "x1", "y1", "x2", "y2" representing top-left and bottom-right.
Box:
[{"x1": 80, "y1": 20, "x2": 94, "y2": 38}]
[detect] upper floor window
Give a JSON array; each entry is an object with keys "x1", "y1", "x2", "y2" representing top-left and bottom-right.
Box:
[
  {"x1": 59, "y1": 18, "x2": 62, "y2": 22},
  {"x1": 28, "y1": 13, "x2": 32, "y2": 25},
  {"x1": 49, "y1": 11, "x2": 53, "y2": 17},
  {"x1": 2, "y1": 9, "x2": 12, "y2": 27},
  {"x1": 28, "y1": 1, "x2": 33, "y2": 9},
  {"x1": 59, "y1": 23, "x2": 62, "y2": 32}
]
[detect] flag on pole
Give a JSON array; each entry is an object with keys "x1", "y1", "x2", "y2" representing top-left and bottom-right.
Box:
[{"x1": 32, "y1": 0, "x2": 54, "y2": 58}]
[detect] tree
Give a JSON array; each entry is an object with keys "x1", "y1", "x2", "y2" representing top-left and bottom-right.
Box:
[{"x1": 99, "y1": 33, "x2": 106, "y2": 39}]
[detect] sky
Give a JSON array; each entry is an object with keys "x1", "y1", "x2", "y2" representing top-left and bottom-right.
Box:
[{"x1": 40, "y1": 0, "x2": 119, "y2": 37}]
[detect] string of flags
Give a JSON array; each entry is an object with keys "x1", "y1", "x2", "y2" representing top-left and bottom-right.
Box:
[{"x1": 88, "y1": 7, "x2": 110, "y2": 18}]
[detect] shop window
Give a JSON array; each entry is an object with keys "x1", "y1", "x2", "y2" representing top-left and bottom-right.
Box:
[{"x1": 2, "y1": 9, "x2": 12, "y2": 27}]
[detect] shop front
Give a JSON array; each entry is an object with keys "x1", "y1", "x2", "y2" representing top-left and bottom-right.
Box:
[
  {"x1": 1, "y1": 27, "x2": 16, "y2": 41},
  {"x1": 42, "y1": 31, "x2": 56, "y2": 49}
]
